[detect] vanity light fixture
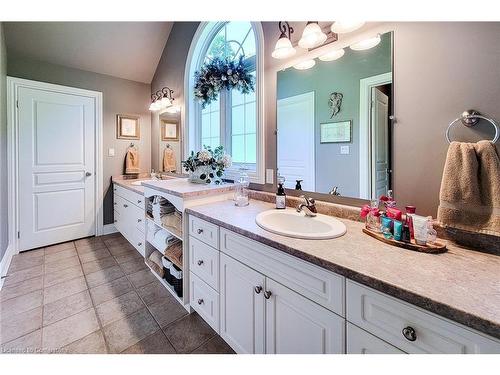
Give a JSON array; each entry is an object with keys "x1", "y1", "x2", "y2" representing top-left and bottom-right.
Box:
[
  {"x1": 271, "y1": 21, "x2": 296, "y2": 59},
  {"x1": 149, "y1": 86, "x2": 176, "y2": 112},
  {"x1": 330, "y1": 21, "x2": 365, "y2": 34},
  {"x1": 298, "y1": 22, "x2": 328, "y2": 49},
  {"x1": 293, "y1": 59, "x2": 316, "y2": 70},
  {"x1": 319, "y1": 48, "x2": 345, "y2": 62},
  {"x1": 350, "y1": 34, "x2": 381, "y2": 51}
]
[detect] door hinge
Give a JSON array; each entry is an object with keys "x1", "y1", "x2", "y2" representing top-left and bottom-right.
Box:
[
  {"x1": 16, "y1": 100, "x2": 19, "y2": 109},
  {"x1": 17, "y1": 231, "x2": 20, "y2": 239}
]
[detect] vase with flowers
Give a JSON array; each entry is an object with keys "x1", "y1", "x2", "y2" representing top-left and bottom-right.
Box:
[{"x1": 182, "y1": 145, "x2": 232, "y2": 185}]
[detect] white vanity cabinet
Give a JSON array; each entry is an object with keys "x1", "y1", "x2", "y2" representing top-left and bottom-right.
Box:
[{"x1": 113, "y1": 184, "x2": 145, "y2": 256}]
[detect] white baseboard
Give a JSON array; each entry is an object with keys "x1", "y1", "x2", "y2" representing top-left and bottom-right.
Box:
[
  {"x1": 0, "y1": 245, "x2": 17, "y2": 291},
  {"x1": 102, "y1": 224, "x2": 118, "y2": 236}
]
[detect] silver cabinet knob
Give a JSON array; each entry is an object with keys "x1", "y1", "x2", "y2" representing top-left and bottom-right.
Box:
[
  {"x1": 402, "y1": 326, "x2": 417, "y2": 341},
  {"x1": 138, "y1": 242, "x2": 142, "y2": 246},
  {"x1": 85, "y1": 172, "x2": 92, "y2": 177},
  {"x1": 137, "y1": 218, "x2": 142, "y2": 223},
  {"x1": 197, "y1": 299, "x2": 204, "y2": 305},
  {"x1": 138, "y1": 200, "x2": 142, "y2": 204},
  {"x1": 197, "y1": 228, "x2": 203, "y2": 234},
  {"x1": 264, "y1": 291, "x2": 272, "y2": 299},
  {"x1": 197, "y1": 260, "x2": 204, "y2": 266},
  {"x1": 123, "y1": 204, "x2": 128, "y2": 208},
  {"x1": 254, "y1": 286, "x2": 262, "y2": 294},
  {"x1": 114, "y1": 220, "x2": 117, "y2": 223}
]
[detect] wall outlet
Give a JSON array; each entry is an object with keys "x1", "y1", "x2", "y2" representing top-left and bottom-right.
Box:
[
  {"x1": 340, "y1": 146, "x2": 350, "y2": 155},
  {"x1": 266, "y1": 169, "x2": 274, "y2": 184},
  {"x1": 108, "y1": 148, "x2": 115, "y2": 157}
]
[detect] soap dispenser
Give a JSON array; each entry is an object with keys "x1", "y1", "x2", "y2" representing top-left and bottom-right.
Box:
[{"x1": 276, "y1": 175, "x2": 286, "y2": 209}]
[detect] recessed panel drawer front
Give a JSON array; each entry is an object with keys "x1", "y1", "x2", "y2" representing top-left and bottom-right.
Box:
[
  {"x1": 189, "y1": 236, "x2": 219, "y2": 291},
  {"x1": 220, "y1": 228, "x2": 345, "y2": 316},
  {"x1": 190, "y1": 271, "x2": 219, "y2": 332},
  {"x1": 347, "y1": 323, "x2": 404, "y2": 354},
  {"x1": 114, "y1": 184, "x2": 144, "y2": 209},
  {"x1": 189, "y1": 216, "x2": 219, "y2": 249},
  {"x1": 346, "y1": 280, "x2": 500, "y2": 354},
  {"x1": 113, "y1": 194, "x2": 125, "y2": 215},
  {"x1": 132, "y1": 227, "x2": 145, "y2": 257}
]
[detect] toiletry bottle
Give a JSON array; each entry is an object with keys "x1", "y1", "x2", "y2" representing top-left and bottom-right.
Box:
[
  {"x1": 295, "y1": 180, "x2": 303, "y2": 190},
  {"x1": 384, "y1": 190, "x2": 403, "y2": 221},
  {"x1": 276, "y1": 175, "x2": 286, "y2": 209},
  {"x1": 234, "y1": 170, "x2": 250, "y2": 207},
  {"x1": 365, "y1": 199, "x2": 381, "y2": 232},
  {"x1": 405, "y1": 206, "x2": 416, "y2": 239}
]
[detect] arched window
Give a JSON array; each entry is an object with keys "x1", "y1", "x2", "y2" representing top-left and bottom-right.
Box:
[{"x1": 185, "y1": 22, "x2": 264, "y2": 183}]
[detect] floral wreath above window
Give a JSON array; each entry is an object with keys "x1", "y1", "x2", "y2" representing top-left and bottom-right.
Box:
[{"x1": 193, "y1": 54, "x2": 255, "y2": 108}]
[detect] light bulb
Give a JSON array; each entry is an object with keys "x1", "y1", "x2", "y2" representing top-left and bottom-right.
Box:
[
  {"x1": 350, "y1": 35, "x2": 381, "y2": 51},
  {"x1": 272, "y1": 36, "x2": 296, "y2": 59},
  {"x1": 149, "y1": 102, "x2": 156, "y2": 111},
  {"x1": 330, "y1": 21, "x2": 365, "y2": 34},
  {"x1": 293, "y1": 59, "x2": 316, "y2": 70},
  {"x1": 319, "y1": 48, "x2": 345, "y2": 62},
  {"x1": 160, "y1": 97, "x2": 171, "y2": 108},
  {"x1": 298, "y1": 22, "x2": 327, "y2": 49}
]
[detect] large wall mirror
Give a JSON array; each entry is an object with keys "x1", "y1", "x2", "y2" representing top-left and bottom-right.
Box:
[
  {"x1": 276, "y1": 31, "x2": 393, "y2": 200},
  {"x1": 157, "y1": 109, "x2": 183, "y2": 174}
]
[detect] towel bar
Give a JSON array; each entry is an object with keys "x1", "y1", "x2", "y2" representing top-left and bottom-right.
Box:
[{"x1": 446, "y1": 110, "x2": 499, "y2": 144}]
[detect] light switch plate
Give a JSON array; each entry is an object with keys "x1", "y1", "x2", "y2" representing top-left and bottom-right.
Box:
[
  {"x1": 266, "y1": 169, "x2": 274, "y2": 184},
  {"x1": 340, "y1": 146, "x2": 350, "y2": 155},
  {"x1": 108, "y1": 148, "x2": 115, "y2": 157}
]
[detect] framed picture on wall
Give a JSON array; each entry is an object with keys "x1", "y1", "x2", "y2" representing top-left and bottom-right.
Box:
[
  {"x1": 320, "y1": 120, "x2": 352, "y2": 143},
  {"x1": 116, "y1": 114, "x2": 140, "y2": 140},
  {"x1": 161, "y1": 120, "x2": 179, "y2": 141}
]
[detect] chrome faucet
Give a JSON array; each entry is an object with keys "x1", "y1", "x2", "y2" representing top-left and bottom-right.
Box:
[
  {"x1": 329, "y1": 186, "x2": 341, "y2": 196},
  {"x1": 296, "y1": 195, "x2": 317, "y2": 217}
]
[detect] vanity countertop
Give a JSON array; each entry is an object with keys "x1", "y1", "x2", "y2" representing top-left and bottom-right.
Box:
[
  {"x1": 185, "y1": 198, "x2": 500, "y2": 339},
  {"x1": 142, "y1": 178, "x2": 235, "y2": 198},
  {"x1": 112, "y1": 176, "x2": 150, "y2": 194}
]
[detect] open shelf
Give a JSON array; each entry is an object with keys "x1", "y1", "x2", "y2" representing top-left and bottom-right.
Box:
[
  {"x1": 145, "y1": 215, "x2": 183, "y2": 241},
  {"x1": 144, "y1": 261, "x2": 186, "y2": 308}
]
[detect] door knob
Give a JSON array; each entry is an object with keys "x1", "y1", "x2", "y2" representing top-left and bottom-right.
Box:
[
  {"x1": 85, "y1": 172, "x2": 92, "y2": 177},
  {"x1": 402, "y1": 326, "x2": 417, "y2": 341},
  {"x1": 264, "y1": 290, "x2": 272, "y2": 299}
]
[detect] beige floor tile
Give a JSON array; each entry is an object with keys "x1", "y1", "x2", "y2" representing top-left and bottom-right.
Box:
[
  {"x1": 42, "y1": 308, "x2": 99, "y2": 350},
  {"x1": 192, "y1": 335, "x2": 235, "y2": 354},
  {"x1": 44, "y1": 248, "x2": 78, "y2": 264},
  {"x1": 76, "y1": 242, "x2": 107, "y2": 255},
  {"x1": 0, "y1": 275, "x2": 43, "y2": 302},
  {"x1": 14, "y1": 248, "x2": 45, "y2": 260},
  {"x1": 102, "y1": 307, "x2": 159, "y2": 353},
  {"x1": 89, "y1": 276, "x2": 133, "y2": 306},
  {"x1": 114, "y1": 252, "x2": 142, "y2": 264},
  {"x1": 43, "y1": 276, "x2": 87, "y2": 305},
  {"x1": 119, "y1": 258, "x2": 147, "y2": 275},
  {"x1": 137, "y1": 280, "x2": 172, "y2": 306},
  {"x1": 1, "y1": 329, "x2": 42, "y2": 354},
  {"x1": 75, "y1": 236, "x2": 105, "y2": 248},
  {"x1": 95, "y1": 290, "x2": 145, "y2": 326},
  {"x1": 44, "y1": 256, "x2": 81, "y2": 274},
  {"x1": 43, "y1": 290, "x2": 93, "y2": 326},
  {"x1": 61, "y1": 330, "x2": 107, "y2": 354},
  {"x1": 8, "y1": 253, "x2": 44, "y2": 273},
  {"x1": 79, "y1": 248, "x2": 112, "y2": 264},
  {"x1": 44, "y1": 242, "x2": 75, "y2": 255},
  {"x1": 107, "y1": 243, "x2": 136, "y2": 257},
  {"x1": 163, "y1": 313, "x2": 215, "y2": 354},
  {"x1": 128, "y1": 269, "x2": 156, "y2": 288},
  {"x1": 148, "y1": 295, "x2": 188, "y2": 328},
  {"x1": 85, "y1": 265, "x2": 125, "y2": 288},
  {"x1": 81, "y1": 256, "x2": 117, "y2": 274},
  {"x1": 3, "y1": 265, "x2": 44, "y2": 287},
  {"x1": 100, "y1": 232, "x2": 123, "y2": 240},
  {"x1": 0, "y1": 290, "x2": 43, "y2": 319},
  {"x1": 44, "y1": 264, "x2": 83, "y2": 288},
  {"x1": 103, "y1": 236, "x2": 129, "y2": 248},
  {"x1": 0, "y1": 307, "x2": 42, "y2": 344},
  {"x1": 121, "y1": 330, "x2": 175, "y2": 354}
]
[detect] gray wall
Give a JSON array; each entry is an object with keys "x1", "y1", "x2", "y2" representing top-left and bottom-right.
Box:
[
  {"x1": 277, "y1": 33, "x2": 391, "y2": 196},
  {"x1": 7, "y1": 53, "x2": 152, "y2": 225},
  {"x1": 0, "y1": 23, "x2": 8, "y2": 263}
]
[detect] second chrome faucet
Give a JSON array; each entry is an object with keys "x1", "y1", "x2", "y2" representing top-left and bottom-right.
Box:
[{"x1": 296, "y1": 195, "x2": 317, "y2": 217}]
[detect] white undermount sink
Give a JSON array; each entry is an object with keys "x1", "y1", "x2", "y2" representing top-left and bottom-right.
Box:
[
  {"x1": 131, "y1": 179, "x2": 155, "y2": 186},
  {"x1": 255, "y1": 209, "x2": 347, "y2": 240}
]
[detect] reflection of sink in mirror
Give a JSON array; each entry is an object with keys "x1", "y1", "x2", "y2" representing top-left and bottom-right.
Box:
[
  {"x1": 255, "y1": 209, "x2": 346, "y2": 240},
  {"x1": 131, "y1": 180, "x2": 155, "y2": 186}
]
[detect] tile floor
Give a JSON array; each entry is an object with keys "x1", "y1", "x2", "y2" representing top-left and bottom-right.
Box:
[{"x1": 0, "y1": 233, "x2": 235, "y2": 354}]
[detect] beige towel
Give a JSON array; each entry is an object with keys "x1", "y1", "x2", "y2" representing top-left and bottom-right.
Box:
[
  {"x1": 163, "y1": 147, "x2": 177, "y2": 172},
  {"x1": 437, "y1": 140, "x2": 500, "y2": 236},
  {"x1": 125, "y1": 147, "x2": 140, "y2": 174},
  {"x1": 146, "y1": 250, "x2": 164, "y2": 278},
  {"x1": 164, "y1": 240, "x2": 183, "y2": 268}
]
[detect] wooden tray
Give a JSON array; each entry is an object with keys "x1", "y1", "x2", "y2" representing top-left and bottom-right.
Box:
[{"x1": 362, "y1": 228, "x2": 447, "y2": 254}]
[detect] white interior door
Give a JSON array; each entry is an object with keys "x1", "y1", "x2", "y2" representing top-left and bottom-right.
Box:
[
  {"x1": 371, "y1": 87, "x2": 389, "y2": 199},
  {"x1": 277, "y1": 92, "x2": 315, "y2": 191},
  {"x1": 18, "y1": 86, "x2": 96, "y2": 251}
]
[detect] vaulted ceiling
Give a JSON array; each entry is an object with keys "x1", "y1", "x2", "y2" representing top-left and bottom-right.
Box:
[{"x1": 4, "y1": 22, "x2": 173, "y2": 83}]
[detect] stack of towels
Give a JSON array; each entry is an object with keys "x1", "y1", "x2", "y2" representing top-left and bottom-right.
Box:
[{"x1": 152, "y1": 196, "x2": 175, "y2": 225}]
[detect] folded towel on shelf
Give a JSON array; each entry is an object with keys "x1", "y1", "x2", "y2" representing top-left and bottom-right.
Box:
[
  {"x1": 151, "y1": 230, "x2": 171, "y2": 251},
  {"x1": 146, "y1": 250, "x2": 164, "y2": 278},
  {"x1": 125, "y1": 147, "x2": 140, "y2": 174},
  {"x1": 163, "y1": 147, "x2": 177, "y2": 173},
  {"x1": 161, "y1": 210, "x2": 183, "y2": 234},
  {"x1": 437, "y1": 140, "x2": 500, "y2": 236},
  {"x1": 164, "y1": 240, "x2": 183, "y2": 268}
]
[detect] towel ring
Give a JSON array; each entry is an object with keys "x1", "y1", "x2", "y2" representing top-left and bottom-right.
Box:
[{"x1": 445, "y1": 110, "x2": 499, "y2": 144}]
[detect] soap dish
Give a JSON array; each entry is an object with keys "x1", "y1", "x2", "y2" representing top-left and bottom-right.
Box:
[{"x1": 362, "y1": 228, "x2": 447, "y2": 254}]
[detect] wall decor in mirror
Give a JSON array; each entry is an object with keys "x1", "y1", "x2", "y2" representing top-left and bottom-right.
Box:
[
  {"x1": 276, "y1": 31, "x2": 393, "y2": 200},
  {"x1": 158, "y1": 110, "x2": 182, "y2": 173}
]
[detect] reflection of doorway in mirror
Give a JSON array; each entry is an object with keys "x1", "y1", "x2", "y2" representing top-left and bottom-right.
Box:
[{"x1": 371, "y1": 86, "x2": 390, "y2": 199}]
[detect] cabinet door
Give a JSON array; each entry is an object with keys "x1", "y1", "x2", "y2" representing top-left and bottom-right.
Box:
[
  {"x1": 347, "y1": 322, "x2": 404, "y2": 354},
  {"x1": 265, "y1": 278, "x2": 345, "y2": 354},
  {"x1": 220, "y1": 253, "x2": 265, "y2": 354}
]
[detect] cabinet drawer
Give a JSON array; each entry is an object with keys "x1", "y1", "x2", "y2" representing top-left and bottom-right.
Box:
[
  {"x1": 190, "y1": 272, "x2": 219, "y2": 332},
  {"x1": 347, "y1": 280, "x2": 500, "y2": 353},
  {"x1": 189, "y1": 216, "x2": 219, "y2": 249},
  {"x1": 220, "y1": 228, "x2": 345, "y2": 316},
  {"x1": 114, "y1": 184, "x2": 144, "y2": 209},
  {"x1": 132, "y1": 227, "x2": 145, "y2": 257},
  {"x1": 347, "y1": 323, "x2": 404, "y2": 354},
  {"x1": 113, "y1": 210, "x2": 121, "y2": 231},
  {"x1": 189, "y1": 236, "x2": 219, "y2": 291},
  {"x1": 113, "y1": 194, "x2": 125, "y2": 215}
]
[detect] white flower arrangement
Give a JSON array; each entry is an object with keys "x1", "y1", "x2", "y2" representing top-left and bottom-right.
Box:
[{"x1": 182, "y1": 145, "x2": 232, "y2": 185}]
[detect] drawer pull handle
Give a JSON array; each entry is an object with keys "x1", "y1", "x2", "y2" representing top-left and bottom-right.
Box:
[
  {"x1": 138, "y1": 242, "x2": 142, "y2": 246},
  {"x1": 137, "y1": 219, "x2": 142, "y2": 223},
  {"x1": 264, "y1": 290, "x2": 272, "y2": 299},
  {"x1": 197, "y1": 299, "x2": 204, "y2": 305},
  {"x1": 402, "y1": 326, "x2": 417, "y2": 342},
  {"x1": 197, "y1": 260, "x2": 204, "y2": 266},
  {"x1": 197, "y1": 228, "x2": 203, "y2": 234},
  {"x1": 254, "y1": 286, "x2": 262, "y2": 294},
  {"x1": 123, "y1": 204, "x2": 128, "y2": 208}
]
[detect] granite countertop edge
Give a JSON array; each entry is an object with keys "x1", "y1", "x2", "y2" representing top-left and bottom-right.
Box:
[
  {"x1": 185, "y1": 207, "x2": 500, "y2": 340},
  {"x1": 141, "y1": 181, "x2": 235, "y2": 198},
  {"x1": 112, "y1": 178, "x2": 145, "y2": 194}
]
